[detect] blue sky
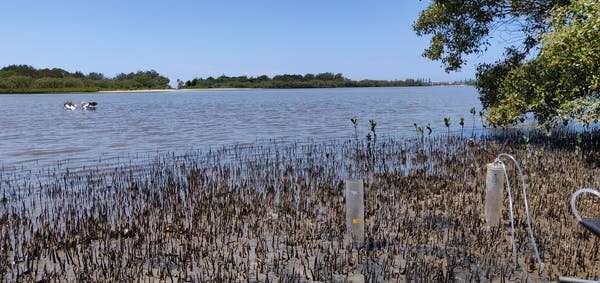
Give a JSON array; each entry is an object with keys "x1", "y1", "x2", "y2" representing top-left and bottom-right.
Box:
[{"x1": 1, "y1": 0, "x2": 505, "y2": 84}]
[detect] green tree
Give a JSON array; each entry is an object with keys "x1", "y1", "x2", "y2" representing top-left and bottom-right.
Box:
[
  {"x1": 414, "y1": 0, "x2": 600, "y2": 127},
  {"x1": 6, "y1": 76, "x2": 34, "y2": 89},
  {"x1": 87, "y1": 72, "x2": 105, "y2": 80},
  {"x1": 0, "y1": 65, "x2": 170, "y2": 93},
  {"x1": 414, "y1": 0, "x2": 568, "y2": 72},
  {"x1": 33, "y1": 78, "x2": 64, "y2": 89},
  {"x1": 485, "y1": 0, "x2": 600, "y2": 126},
  {"x1": 182, "y1": 73, "x2": 429, "y2": 89}
]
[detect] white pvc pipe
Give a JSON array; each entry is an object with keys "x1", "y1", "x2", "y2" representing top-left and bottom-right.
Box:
[
  {"x1": 485, "y1": 162, "x2": 505, "y2": 227},
  {"x1": 487, "y1": 161, "x2": 517, "y2": 262},
  {"x1": 345, "y1": 179, "x2": 365, "y2": 245}
]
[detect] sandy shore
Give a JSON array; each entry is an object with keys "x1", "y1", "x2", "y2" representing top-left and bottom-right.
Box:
[
  {"x1": 98, "y1": 89, "x2": 177, "y2": 93},
  {"x1": 178, "y1": 87, "x2": 258, "y2": 91}
]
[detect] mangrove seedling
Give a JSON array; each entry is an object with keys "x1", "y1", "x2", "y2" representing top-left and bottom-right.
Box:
[
  {"x1": 479, "y1": 111, "x2": 487, "y2": 128},
  {"x1": 426, "y1": 123, "x2": 432, "y2": 136},
  {"x1": 366, "y1": 132, "x2": 373, "y2": 156},
  {"x1": 470, "y1": 107, "x2": 477, "y2": 135},
  {"x1": 414, "y1": 123, "x2": 424, "y2": 143},
  {"x1": 459, "y1": 117, "x2": 465, "y2": 138},
  {"x1": 351, "y1": 116, "x2": 359, "y2": 140},
  {"x1": 444, "y1": 117, "x2": 451, "y2": 136},
  {"x1": 369, "y1": 119, "x2": 377, "y2": 145}
]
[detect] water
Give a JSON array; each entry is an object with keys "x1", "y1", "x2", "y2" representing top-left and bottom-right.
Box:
[{"x1": 0, "y1": 86, "x2": 480, "y2": 168}]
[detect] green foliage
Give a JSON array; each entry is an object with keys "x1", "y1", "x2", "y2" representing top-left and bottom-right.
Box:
[
  {"x1": 0, "y1": 65, "x2": 171, "y2": 93},
  {"x1": 444, "y1": 116, "x2": 452, "y2": 137},
  {"x1": 0, "y1": 76, "x2": 34, "y2": 89},
  {"x1": 484, "y1": 0, "x2": 600, "y2": 126},
  {"x1": 444, "y1": 117, "x2": 451, "y2": 128},
  {"x1": 414, "y1": 0, "x2": 567, "y2": 72},
  {"x1": 114, "y1": 70, "x2": 171, "y2": 89},
  {"x1": 416, "y1": 0, "x2": 600, "y2": 128},
  {"x1": 33, "y1": 78, "x2": 66, "y2": 89},
  {"x1": 182, "y1": 73, "x2": 430, "y2": 89}
]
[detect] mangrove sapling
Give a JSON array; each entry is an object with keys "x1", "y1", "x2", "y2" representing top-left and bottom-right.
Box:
[
  {"x1": 351, "y1": 116, "x2": 361, "y2": 161},
  {"x1": 369, "y1": 119, "x2": 377, "y2": 165},
  {"x1": 479, "y1": 111, "x2": 487, "y2": 128},
  {"x1": 444, "y1": 117, "x2": 451, "y2": 141},
  {"x1": 460, "y1": 117, "x2": 465, "y2": 138},
  {"x1": 369, "y1": 119, "x2": 377, "y2": 145},
  {"x1": 470, "y1": 107, "x2": 477, "y2": 136},
  {"x1": 414, "y1": 123, "x2": 425, "y2": 144},
  {"x1": 366, "y1": 135, "x2": 373, "y2": 167},
  {"x1": 351, "y1": 116, "x2": 359, "y2": 141}
]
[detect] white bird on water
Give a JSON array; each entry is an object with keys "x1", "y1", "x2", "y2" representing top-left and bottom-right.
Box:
[
  {"x1": 64, "y1": 101, "x2": 77, "y2": 111},
  {"x1": 81, "y1": 101, "x2": 98, "y2": 110}
]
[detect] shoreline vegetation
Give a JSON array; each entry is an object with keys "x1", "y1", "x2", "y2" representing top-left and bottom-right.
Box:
[
  {"x1": 180, "y1": 72, "x2": 473, "y2": 89},
  {"x1": 0, "y1": 88, "x2": 178, "y2": 94},
  {"x1": 0, "y1": 65, "x2": 475, "y2": 94},
  {"x1": 97, "y1": 89, "x2": 176, "y2": 93},
  {"x1": 0, "y1": 65, "x2": 171, "y2": 94}
]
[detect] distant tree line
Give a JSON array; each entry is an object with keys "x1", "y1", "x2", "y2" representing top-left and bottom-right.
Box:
[
  {"x1": 0, "y1": 65, "x2": 170, "y2": 93},
  {"x1": 180, "y1": 73, "x2": 431, "y2": 89}
]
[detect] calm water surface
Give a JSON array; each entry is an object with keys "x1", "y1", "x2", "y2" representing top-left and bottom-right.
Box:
[{"x1": 0, "y1": 86, "x2": 480, "y2": 168}]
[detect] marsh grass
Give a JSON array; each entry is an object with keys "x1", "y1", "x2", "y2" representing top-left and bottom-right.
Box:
[{"x1": 1, "y1": 129, "x2": 599, "y2": 281}]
